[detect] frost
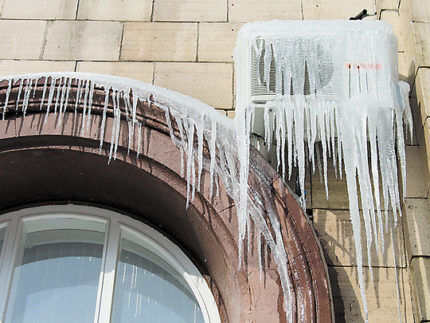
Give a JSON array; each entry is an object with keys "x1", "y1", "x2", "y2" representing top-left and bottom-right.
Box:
[
  {"x1": 234, "y1": 20, "x2": 412, "y2": 322},
  {"x1": 0, "y1": 18, "x2": 412, "y2": 322}
]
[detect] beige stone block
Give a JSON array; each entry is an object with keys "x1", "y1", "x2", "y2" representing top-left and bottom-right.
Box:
[
  {"x1": 122, "y1": 23, "x2": 197, "y2": 62},
  {"x1": 76, "y1": 62, "x2": 154, "y2": 83},
  {"x1": 0, "y1": 60, "x2": 75, "y2": 77},
  {"x1": 227, "y1": 110, "x2": 235, "y2": 119},
  {"x1": 198, "y1": 23, "x2": 243, "y2": 62},
  {"x1": 330, "y1": 266, "x2": 413, "y2": 322},
  {"x1": 313, "y1": 209, "x2": 406, "y2": 267},
  {"x1": 380, "y1": 10, "x2": 406, "y2": 52},
  {"x1": 2, "y1": 0, "x2": 78, "y2": 19},
  {"x1": 312, "y1": 162, "x2": 349, "y2": 209},
  {"x1": 404, "y1": 198, "x2": 430, "y2": 258},
  {"x1": 411, "y1": 0, "x2": 430, "y2": 22},
  {"x1": 302, "y1": 0, "x2": 374, "y2": 20},
  {"x1": 415, "y1": 68, "x2": 430, "y2": 126},
  {"x1": 77, "y1": 0, "x2": 152, "y2": 21},
  {"x1": 154, "y1": 62, "x2": 232, "y2": 109},
  {"x1": 412, "y1": 22, "x2": 430, "y2": 68},
  {"x1": 229, "y1": 0, "x2": 301, "y2": 22},
  {"x1": 410, "y1": 257, "x2": 430, "y2": 321},
  {"x1": 397, "y1": 52, "x2": 414, "y2": 84},
  {"x1": 44, "y1": 21, "x2": 122, "y2": 61},
  {"x1": 399, "y1": 0, "x2": 413, "y2": 22},
  {"x1": 376, "y1": 0, "x2": 400, "y2": 11},
  {"x1": 153, "y1": 0, "x2": 227, "y2": 21},
  {"x1": 423, "y1": 120, "x2": 430, "y2": 179},
  {"x1": 0, "y1": 21, "x2": 46, "y2": 59},
  {"x1": 312, "y1": 160, "x2": 395, "y2": 211},
  {"x1": 405, "y1": 146, "x2": 428, "y2": 198}
]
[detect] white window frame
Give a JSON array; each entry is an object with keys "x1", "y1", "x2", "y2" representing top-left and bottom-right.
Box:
[{"x1": 0, "y1": 205, "x2": 221, "y2": 323}]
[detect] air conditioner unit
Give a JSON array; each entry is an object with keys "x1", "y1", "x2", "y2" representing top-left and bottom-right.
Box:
[{"x1": 234, "y1": 20, "x2": 402, "y2": 143}]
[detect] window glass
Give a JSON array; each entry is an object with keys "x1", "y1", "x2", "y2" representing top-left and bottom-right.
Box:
[
  {"x1": 4, "y1": 217, "x2": 106, "y2": 323},
  {"x1": 112, "y1": 228, "x2": 204, "y2": 323}
]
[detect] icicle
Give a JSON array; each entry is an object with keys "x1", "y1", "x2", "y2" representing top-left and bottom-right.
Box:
[
  {"x1": 86, "y1": 81, "x2": 95, "y2": 133},
  {"x1": 137, "y1": 122, "x2": 142, "y2": 158},
  {"x1": 108, "y1": 91, "x2": 117, "y2": 163},
  {"x1": 44, "y1": 77, "x2": 57, "y2": 124},
  {"x1": 0, "y1": 56, "x2": 412, "y2": 323},
  {"x1": 58, "y1": 77, "x2": 72, "y2": 127},
  {"x1": 209, "y1": 119, "x2": 217, "y2": 197},
  {"x1": 80, "y1": 81, "x2": 90, "y2": 136},
  {"x1": 185, "y1": 121, "x2": 195, "y2": 207},
  {"x1": 391, "y1": 226, "x2": 403, "y2": 323},
  {"x1": 40, "y1": 77, "x2": 48, "y2": 111},
  {"x1": 113, "y1": 90, "x2": 121, "y2": 160},
  {"x1": 21, "y1": 78, "x2": 31, "y2": 117},
  {"x1": 196, "y1": 115, "x2": 204, "y2": 192},
  {"x1": 2, "y1": 80, "x2": 12, "y2": 120},
  {"x1": 53, "y1": 77, "x2": 62, "y2": 116},
  {"x1": 15, "y1": 78, "x2": 24, "y2": 112},
  {"x1": 99, "y1": 88, "x2": 110, "y2": 153}
]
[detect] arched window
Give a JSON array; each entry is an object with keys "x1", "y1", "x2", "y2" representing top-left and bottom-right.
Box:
[{"x1": 0, "y1": 205, "x2": 220, "y2": 323}]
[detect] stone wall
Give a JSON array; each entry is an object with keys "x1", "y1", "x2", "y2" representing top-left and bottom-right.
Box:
[{"x1": 0, "y1": 0, "x2": 428, "y2": 322}]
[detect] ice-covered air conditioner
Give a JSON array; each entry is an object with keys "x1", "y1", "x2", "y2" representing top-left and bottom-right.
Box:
[
  {"x1": 233, "y1": 20, "x2": 412, "y2": 321},
  {"x1": 234, "y1": 20, "x2": 404, "y2": 140}
]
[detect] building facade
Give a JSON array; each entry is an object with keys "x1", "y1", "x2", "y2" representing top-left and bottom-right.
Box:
[{"x1": 0, "y1": 0, "x2": 429, "y2": 322}]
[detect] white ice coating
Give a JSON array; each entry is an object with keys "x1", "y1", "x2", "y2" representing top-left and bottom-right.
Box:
[
  {"x1": 0, "y1": 19, "x2": 412, "y2": 321},
  {"x1": 0, "y1": 71, "x2": 293, "y2": 320},
  {"x1": 234, "y1": 20, "x2": 412, "y2": 322}
]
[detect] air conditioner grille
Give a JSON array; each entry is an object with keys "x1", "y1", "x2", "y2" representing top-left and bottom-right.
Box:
[{"x1": 250, "y1": 38, "x2": 336, "y2": 100}]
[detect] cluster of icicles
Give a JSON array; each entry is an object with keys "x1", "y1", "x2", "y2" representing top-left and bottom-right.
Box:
[
  {"x1": 0, "y1": 20, "x2": 413, "y2": 319},
  {"x1": 234, "y1": 20, "x2": 413, "y2": 322},
  {"x1": 0, "y1": 72, "x2": 293, "y2": 321}
]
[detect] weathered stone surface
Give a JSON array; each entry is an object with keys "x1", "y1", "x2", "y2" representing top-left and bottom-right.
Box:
[
  {"x1": 380, "y1": 10, "x2": 406, "y2": 52},
  {"x1": 76, "y1": 62, "x2": 154, "y2": 83},
  {"x1": 311, "y1": 163, "x2": 349, "y2": 209},
  {"x1": 410, "y1": 257, "x2": 430, "y2": 321},
  {"x1": 153, "y1": 0, "x2": 227, "y2": 21},
  {"x1": 398, "y1": 52, "x2": 414, "y2": 84},
  {"x1": 77, "y1": 0, "x2": 152, "y2": 21},
  {"x1": 412, "y1": 22, "x2": 430, "y2": 67},
  {"x1": 302, "y1": 0, "x2": 374, "y2": 20},
  {"x1": 313, "y1": 209, "x2": 406, "y2": 267},
  {"x1": 404, "y1": 198, "x2": 430, "y2": 258},
  {"x1": 0, "y1": 60, "x2": 75, "y2": 77},
  {"x1": 198, "y1": 23, "x2": 243, "y2": 62},
  {"x1": 43, "y1": 21, "x2": 122, "y2": 60},
  {"x1": 2, "y1": 0, "x2": 78, "y2": 19},
  {"x1": 153, "y1": 62, "x2": 232, "y2": 108},
  {"x1": 0, "y1": 20, "x2": 46, "y2": 59},
  {"x1": 376, "y1": 0, "x2": 400, "y2": 11},
  {"x1": 415, "y1": 68, "x2": 430, "y2": 126},
  {"x1": 227, "y1": 110, "x2": 235, "y2": 119},
  {"x1": 122, "y1": 23, "x2": 197, "y2": 61},
  {"x1": 330, "y1": 266, "x2": 413, "y2": 322},
  {"x1": 405, "y1": 146, "x2": 428, "y2": 198},
  {"x1": 411, "y1": 0, "x2": 430, "y2": 23},
  {"x1": 229, "y1": 0, "x2": 301, "y2": 22}
]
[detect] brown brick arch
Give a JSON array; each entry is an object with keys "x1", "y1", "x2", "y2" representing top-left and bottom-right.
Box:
[{"x1": 0, "y1": 77, "x2": 333, "y2": 322}]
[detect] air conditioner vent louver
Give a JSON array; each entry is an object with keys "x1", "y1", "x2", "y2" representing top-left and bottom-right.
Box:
[{"x1": 250, "y1": 38, "x2": 336, "y2": 101}]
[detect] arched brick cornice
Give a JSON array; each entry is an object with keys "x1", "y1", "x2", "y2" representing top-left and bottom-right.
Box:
[{"x1": 0, "y1": 76, "x2": 333, "y2": 322}]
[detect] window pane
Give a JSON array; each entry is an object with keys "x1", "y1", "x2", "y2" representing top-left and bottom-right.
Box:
[
  {"x1": 0, "y1": 225, "x2": 6, "y2": 257},
  {"x1": 4, "y1": 217, "x2": 106, "y2": 323},
  {"x1": 112, "y1": 229, "x2": 204, "y2": 323}
]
